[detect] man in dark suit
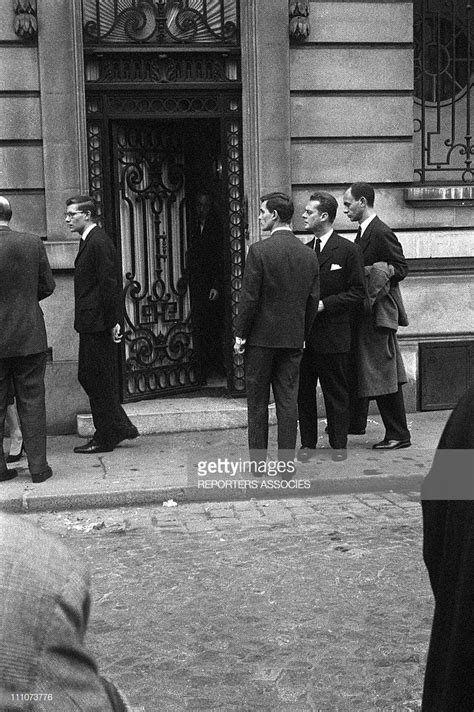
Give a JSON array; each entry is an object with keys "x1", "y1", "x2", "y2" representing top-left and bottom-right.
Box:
[
  {"x1": 343, "y1": 182, "x2": 410, "y2": 450},
  {"x1": 297, "y1": 191, "x2": 365, "y2": 463},
  {"x1": 0, "y1": 196, "x2": 55, "y2": 483},
  {"x1": 186, "y1": 191, "x2": 225, "y2": 382},
  {"x1": 234, "y1": 192, "x2": 320, "y2": 471},
  {"x1": 65, "y1": 196, "x2": 139, "y2": 454}
]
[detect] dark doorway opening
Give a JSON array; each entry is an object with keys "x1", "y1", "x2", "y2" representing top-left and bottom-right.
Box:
[{"x1": 112, "y1": 117, "x2": 230, "y2": 401}]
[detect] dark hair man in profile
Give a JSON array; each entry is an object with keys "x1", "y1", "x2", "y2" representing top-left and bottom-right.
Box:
[
  {"x1": 0, "y1": 196, "x2": 55, "y2": 483},
  {"x1": 234, "y1": 192, "x2": 320, "y2": 472},
  {"x1": 343, "y1": 181, "x2": 410, "y2": 450},
  {"x1": 65, "y1": 196, "x2": 138, "y2": 454},
  {"x1": 298, "y1": 191, "x2": 365, "y2": 463}
]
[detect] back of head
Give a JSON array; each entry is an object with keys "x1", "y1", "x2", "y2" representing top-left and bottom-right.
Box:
[
  {"x1": 66, "y1": 195, "x2": 97, "y2": 219},
  {"x1": 0, "y1": 196, "x2": 12, "y2": 223},
  {"x1": 349, "y1": 182, "x2": 375, "y2": 207},
  {"x1": 309, "y1": 191, "x2": 338, "y2": 224},
  {"x1": 260, "y1": 192, "x2": 294, "y2": 224}
]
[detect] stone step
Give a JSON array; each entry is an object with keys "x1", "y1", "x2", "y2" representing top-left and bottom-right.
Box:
[{"x1": 76, "y1": 396, "x2": 276, "y2": 437}]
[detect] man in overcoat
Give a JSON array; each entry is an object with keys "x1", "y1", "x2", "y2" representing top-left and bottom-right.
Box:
[
  {"x1": 343, "y1": 182, "x2": 410, "y2": 450},
  {"x1": 0, "y1": 196, "x2": 55, "y2": 483},
  {"x1": 66, "y1": 196, "x2": 138, "y2": 454},
  {"x1": 297, "y1": 191, "x2": 365, "y2": 462},
  {"x1": 234, "y1": 192, "x2": 320, "y2": 471},
  {"x1": 421, "y1": 384, "x2": 474, "y2": 710}
]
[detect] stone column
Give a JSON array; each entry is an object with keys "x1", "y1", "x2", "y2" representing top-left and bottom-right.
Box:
[{"x1": 37, "y1": 0, "x2": 88, "y2": 240}]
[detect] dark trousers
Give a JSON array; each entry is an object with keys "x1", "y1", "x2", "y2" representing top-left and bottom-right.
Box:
[
  {"x1": 245, "y1": 346, "x2": 302, "y2": 461},
  {"x1": 349, "y1": 385, "x2": 410, "y2": 441},
  {"x1": 0, "y1": 352, "x2": 48, "y2": 474},
  {"x1": 298, "y1": 348, "x2": 350, "y2": 450},
  {"x1": 78, "y1": 332, "x2": 134, "y2": 447}
]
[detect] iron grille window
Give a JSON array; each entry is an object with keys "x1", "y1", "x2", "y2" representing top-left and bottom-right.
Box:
[
  {"x1": 414, "y1": 0, "x2": 473, "y2": 183},
  {"x1": 82, "y1": 0, "x2": 240, "y2": 46}
]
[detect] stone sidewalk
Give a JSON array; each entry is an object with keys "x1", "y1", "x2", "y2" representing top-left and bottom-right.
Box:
[{"x1": 0, "y1": 410, "x2": 449, "y2": 513}]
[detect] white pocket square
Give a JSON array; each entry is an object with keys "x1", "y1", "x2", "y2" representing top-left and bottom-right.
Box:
[{"x1": 330, "y1": 263, "x2": 342, "y2": 271}]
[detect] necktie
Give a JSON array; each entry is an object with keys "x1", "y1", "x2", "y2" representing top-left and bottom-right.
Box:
[
  {"x1": 355, "y1": 226, "x2": 362, "y2": 243},
  {"x1": 315, "y1": 238, "x2": 321, "y2": 256}
]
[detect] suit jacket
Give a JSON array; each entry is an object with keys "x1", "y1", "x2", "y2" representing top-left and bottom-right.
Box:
[
  {"x1": 186, "y1": 209, "x2": 224, "y2": 300},
  {"x1": 0, "y1": 227, "x2": 55, "y2": 358},
  {"x1": 74, "y1": 226, "x2": 121, "y2": 333},
  {"x1": 0, "y1": 513, "x2": 117, "y2": 711},
  {"x1": 305, "y1": 232, "x2": 365, "y2": 353},
  {"x1": 235, "y1": 229, "x2": 320, "y2": 348},
  {"x1": 355, "y1": 215, "x2": 408, "y2": 283}
]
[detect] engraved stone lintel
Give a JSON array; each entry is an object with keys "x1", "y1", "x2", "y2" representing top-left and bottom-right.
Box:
[{"x1": 404, "y1": 185, "x2": 474, "y2": 207}]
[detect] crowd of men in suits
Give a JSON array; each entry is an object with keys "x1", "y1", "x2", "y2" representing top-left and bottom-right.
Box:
[{"x1": 235, "y1": 183, "x2": 411, "y2": 472}]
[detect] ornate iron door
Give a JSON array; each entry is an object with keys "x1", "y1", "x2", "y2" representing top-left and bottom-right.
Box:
[{"x1": 113, "y1": 121, "x2": 199, "y2": 399}]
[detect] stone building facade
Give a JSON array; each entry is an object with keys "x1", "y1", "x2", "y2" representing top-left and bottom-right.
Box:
[{"x1": 0, "y1": 0, "x2": 472, "y2": 433}]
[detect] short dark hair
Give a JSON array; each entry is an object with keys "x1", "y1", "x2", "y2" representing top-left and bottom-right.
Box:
[
  {"x1": 260, "y1": 192, "x2": 294, "y2": 223},
  {"x1": 66, "y1": 195, "x2": 97, "y2": 218},
  {"x1": 0, "y1": 196, "x2": 12, "y2": 222},
  {"x1": 349, "y1": 182, "x2": 375, "y2": 207},
  {"x1": 309, "y1": 191, "x2": 338, "y2": 223}
]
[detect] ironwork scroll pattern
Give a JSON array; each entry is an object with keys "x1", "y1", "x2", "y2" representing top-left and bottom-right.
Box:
[
  {"x1": 83, "y1": 0, "x2": 239, "y2": 46},
  {"x1": 224, "y1": 105, "x2": 245, "y2": 393},
  {"x1": 107, "y1": 95, "x2": 219, "y2": 115},
  {"x1": 86, "y1": 121, "x2": 105, "y2": 225},
  {"x1": 117, "y1": 125, "x2": 197, "y2": 398},
  {"x1": 414, "y1": 0, "x2": 473, "y2": 183}
]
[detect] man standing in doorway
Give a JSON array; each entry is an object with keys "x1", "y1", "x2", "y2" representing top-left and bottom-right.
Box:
[
  {"x1": 0, "y1": 196, "x2": 55, "y2": 483},
  {"x1": 343, "y1": 182, "x2": 411, "y2": 450},
  {"x1": 186, "y1": 191, "x2": 225, "y2": 383},
  {"x1": 65, "y1": 196, "x2": 139, "y2": 454},
  {"x1": 234, "y1": 192, "x2": 320, "y2": 470},
  {"x1": 297, "y1": 191, "x2": 365, "y2": 463}
]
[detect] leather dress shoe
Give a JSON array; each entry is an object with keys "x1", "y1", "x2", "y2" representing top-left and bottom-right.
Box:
[
  {"x1": 297, "y1": 447, "x2": 315, "y2": 463},
  {"x1": 372, "y1": 439, "x2": 411, "y2": 450},
  {"x1": 74, "y1": 439, "x2": 114, "y2": 454},
  {"x1": 31, "y1": 466, "x2": 53, "y2": 484},
  {"x1": 331, "y1": 449, "x2": 347, "y2": 462},
  {"x1": 0, "y1": 468, "x2": 18, "y2": 482},
  {"x1": 6, "y1": 442, "x2": 24, "y2": 463}
]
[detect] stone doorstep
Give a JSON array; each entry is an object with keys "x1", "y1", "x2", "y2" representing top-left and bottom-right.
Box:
[{"x1": 76, "y1": 398, "x2": 277, "y2": 437}]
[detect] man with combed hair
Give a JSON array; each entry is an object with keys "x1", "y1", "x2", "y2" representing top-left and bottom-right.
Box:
[
  {"x1": 343, "y1": 182, "x2": 410, "y2": 450},
  {"x1": 65, "y1": 196, "x2": 139, "y2": 454},
  {"x1": 0, "y1": 196, "x2": 55, "y2": 483},
  {"x1": 234, "y1": 192, "x2": 320, "y2": 473},
  {"x1": 298, "y1": 191, "x2": 365, "y2": 462}
]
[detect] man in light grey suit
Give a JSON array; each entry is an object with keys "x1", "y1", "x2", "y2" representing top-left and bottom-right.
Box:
[
  {"x1": 0, "y1": 513, "x2": 131, "y2": 711},
  {"x1": 0, "y1": 196, "x2": 55, "y2": 483}
]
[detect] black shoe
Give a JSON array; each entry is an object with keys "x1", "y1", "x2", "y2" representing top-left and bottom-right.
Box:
[
  {"x1": 331, "y1": 449, "x2": 347, "y2": 462},
  {"x1": 31, "y1": 466, "x2": 53, "y2": 484},
  {"x1": 297, "y1": 447, "x2": 314, "y2": 463},
  {"x1": 74, "y1": 439, "x2": 114, "y2": 454},
  {"x1": 0, "y1": 468, "x2": 18, "y2": 482},
  {"x1": 6, "y1": 442, "x2": 24, "y2": 463},
  {"x1": 372, "y1": 439, "x2": 411, "y2": 451}
]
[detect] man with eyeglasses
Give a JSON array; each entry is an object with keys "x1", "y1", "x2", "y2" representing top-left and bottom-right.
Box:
[{"x1": 65, "y1": 196, "x2": 139, "y2": 454}]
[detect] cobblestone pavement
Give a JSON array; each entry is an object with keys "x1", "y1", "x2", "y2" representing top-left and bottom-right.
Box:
[{"x1": 28, "y1": 492, "x2": 432, "y2": 711}]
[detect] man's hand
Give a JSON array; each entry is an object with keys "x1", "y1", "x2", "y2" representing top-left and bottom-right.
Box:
[
  {"x1": 234, "y1": 337, "x2": 246, "y2": 355},
  {"x1": 111, "y1": 323, "x2": 122, "y2": 343},
  {"x1": 317, "y1": 300, "x2": 325, "y2": 313},
  {"x1": 209, "y1": 289, "x2": 218, "y2": 301}
]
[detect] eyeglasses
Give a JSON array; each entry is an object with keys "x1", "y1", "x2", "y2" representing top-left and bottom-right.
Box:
[{"x1": 64, "y1": 211, "x2": 84, "y2": 219}]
